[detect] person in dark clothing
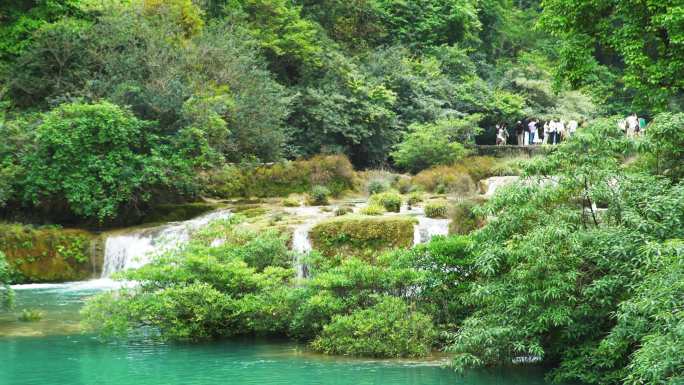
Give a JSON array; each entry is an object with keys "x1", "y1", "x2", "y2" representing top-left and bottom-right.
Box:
[{"x1": 515, "y1": 121, "x2": 524, "y2": 146}]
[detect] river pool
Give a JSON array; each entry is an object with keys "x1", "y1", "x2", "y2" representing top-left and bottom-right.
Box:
[{"x1": 0, "y1": 282, "x2": 554, "y2": 385}]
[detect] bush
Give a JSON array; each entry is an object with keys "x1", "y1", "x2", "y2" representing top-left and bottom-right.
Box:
[
  {"x1": 412, "y1": 165, "x2": 475, "y2": 194},
  {"x1": 638, "y1": 113, "x2": 684, "y2": 181},
  {"x1": 311, "y1": 297, "x2": 436, "y2": 358},
  {"x1": 205, "y1": 155, "x2": 356, "y2": 198},
  {"x1": 367, "y1": 179, "x2": 389, "y2": 195},
  {"x1": 454, "y1": 156, "x2": 524, "y2": 182},
  {"x1": 449, "y1": 198, "x2": 485, "y2": 235},
  {"x1": 391, "y1": 118, "x2": 471, "y2": 174},
  {"x1": 360, "y1": 204, "x2": 385, "y2": 216},
  {"x1": 232, "y1": 230, "x2": 291, "y2": 271},
  {"x1": 204, "y1": 165, "x2": 248, "y2": 197},
  {"x1": 424, "y1": 200, "x2": 448, "y2": 218},
  {"x1": 369, "y1": 191, "x2": 402, "y2": 213},
  {"x1": 282, "y1": 197, "x2": 301, "y2": 207},
  {"x1": 309, "y1": 215, "x2": 417, "y2": 259},
  {"x1": 407, "y1": 191, "x2": 424, "y2": 206},
  {"x1": 306, "y1": 185, "x2": 331, "y2": 206},
  {"x1": 334, "y1": 206, "x2": 353, "y2": 216},
  {"x1": 394, "y1": 176, "x2": 414, "y2": 194},
  {"x1": 20, "y1": 102, "x2": 183, "y2": 222},
  {"x1": 18, "y1": 308, "x2": 44, "y2": 322}
]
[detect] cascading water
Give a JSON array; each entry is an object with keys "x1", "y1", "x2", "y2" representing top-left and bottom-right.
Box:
[
  {"x1": 406, "y1": 206, "x2": 450, "y2": 245},
  {"x1": 287, "y1": 205, "x2": 334, "y2": 279},
  {"x1": 413, "y1": 216, "x2": 450, "y2": 245},
  {"x1": 101, "y1": 209, "x2": 231, "y2": 277},
  {"x1": 479, "y1": 176, "x2": 520, "y2": 198},
  {"x1": 291, "y1": 223, "x2": 314, "y2": 279}
]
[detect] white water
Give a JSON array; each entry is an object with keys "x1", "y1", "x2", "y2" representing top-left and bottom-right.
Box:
[
  {"x1": 479, "y1": 176, "x2": 520, "y2": 198},
  {"x1": 286, "y1": 205, "x2": 338, "y2": 279},
  {"x1": 100, "y1": 209, "x2": 231, "y2": 277},
  {"x1": 413, "y1": 215, "x2": 451, "y2": 245},
  {"x1": 291, "y1": 223, "x2": 314, "y2": 279},
  {"x1": 404, "y1": 206, "x2": 451, "y2": 245}
]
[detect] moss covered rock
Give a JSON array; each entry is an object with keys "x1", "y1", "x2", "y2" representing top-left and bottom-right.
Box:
[
  {"x1": 0, "y1": 224, "x2": 101, "y2": 283},
  {"x1": 309, "y1": 215, "x2": 417, "y2": 259}
]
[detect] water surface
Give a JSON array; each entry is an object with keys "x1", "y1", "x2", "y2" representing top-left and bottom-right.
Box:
[{"x1": 1, "y1": 282, "x2": 554, "y2": 385}]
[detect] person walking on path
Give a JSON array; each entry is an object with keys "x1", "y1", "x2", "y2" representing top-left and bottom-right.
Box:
[
  {"x1": 543, "y1": 121, "x2": 550, "y2": 144},
  {"x1": 557, "y1": 119, "x2": 566, "y2": 143},
  {"x1": 528, "y1": 119, "x2": 538, "y2": 145},
  {"x1": 496, "y1": 124, "x2": 508, "y2": 146},
  {"x1": 515, "y1": 121, "x2": 524, "y2": 146},
  {"x1": 549, "y1": 119, "x2": 557, "y2": 145}
]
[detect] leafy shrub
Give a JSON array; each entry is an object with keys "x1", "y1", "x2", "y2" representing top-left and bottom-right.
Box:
[
  {"x1": 391, "y1": 118, "x2": 471, "y2": 174},
  {"x1": 306, "y1": 185, "x2": 331, "y2": 206},
  {"x1": 394, "y1": 176, "x2": 414, "y2": 194},
  {"x1": 232, "y1": 230, "x2": 291, "y2": 271},
  {"x1": 360, "y1": 204, "x2": 385, "y2": 216},
  {"x1": 367, "y1": 179, "x2": 389, "y2": 195},
  {"x1": 205, "y1": 155, "x2": 356, "y2": 198},
  {"x1": 638, "y1": 113, "x2": 684, "y2": 181},
  {"x1": 309, "y1": 215, "x2": 417, "y2": 258},
  {"x1": 311, "y1": 297, "x2": 436, "y2": 358},
  {"x1": 458, "y1": 156, "x2": 497, "y2": 181},
  {"x1": 18, "y1": 308, "x2": 44, "y2": 322},
  {"x1": 369, "y1": 191, "x2": 402, "y2": 213},
  {"x1": 82, "y1": 219, "x2": 297, "y2": 340},
  {"x1": 407, "y1": 235, "x2": 476, "y2": 325},
  {"x1": 20, "y1": 102, "x2": 183, "y2": 222},
  {"x1": 454, "y1": 156, "x2": 524, "y2": 182},
  {"x1": 424, "y1": 200, "x2": 448, "y2": 218},
  {"x1": 449, "y1": 198, "x2": 485, "y2": 235},
  {"x1": 282, "y1": 197, "x2": 301, "y2": 207},
  {"x1": 203, "y1": 165, "x2": 248, "y2": 197},
  {"x1": 412, "y1": 165, "x2": 475, "y2": 194},
  {"x1": 407, "y1": 191, "x2": 424, "y2": 206}
]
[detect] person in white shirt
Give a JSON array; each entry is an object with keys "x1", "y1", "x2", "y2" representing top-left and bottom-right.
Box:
[
  {"x1": 528, "y1": 120, "x2": 538, "y2": 145},
  {"x1": 496, "y1": 124, "x2": 508, "y2": 146},
  {"x1": 548, "y1": 119, "x2": 558, "y2": 144},
  {"x1": 557, "y1": 119, "x2": 566, "y2": 143},
  {"x1": 626, "y1": 113, "x2": 639, "y2": 137},
  {"x1": 543, "y1": 121, "x2": 550, "y2": 144}
]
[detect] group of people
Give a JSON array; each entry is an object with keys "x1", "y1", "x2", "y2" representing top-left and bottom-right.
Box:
[
  {"x1": 495, "y1": 118, "x2": 580, "y2": 146},
  {"x1": 618, "y1": 113, "x2": 647, "y2": 137}
]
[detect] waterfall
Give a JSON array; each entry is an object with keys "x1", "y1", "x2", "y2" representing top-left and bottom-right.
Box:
[
  {"x1": 413, "y1": 215, "x2": 450, "y2": 245},
  {"x1": 479, "y1": 176, "x2": 520, "y2": 198},
  {"x1": 101, "y1": 209, "x2": 231, "y2": 277},
  {"x1": 291, "y1": 223, "x2": 313, "y2": 279}
]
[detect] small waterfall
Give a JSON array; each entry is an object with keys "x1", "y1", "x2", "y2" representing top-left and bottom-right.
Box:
[
  {"x1": 479, "y1": 176, "x2": 520, "y2": 198},
  {"x1": 291, "y1": 223, "x2": 314, "y2": 279},
  {"x1": 101, "y1": 209, "x2": 231, "y2": 277},
  {"x1": 413, "y1": 215, "x2": 450, "y2": 245}
]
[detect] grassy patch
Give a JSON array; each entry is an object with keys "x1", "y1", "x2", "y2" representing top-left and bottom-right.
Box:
[{"x1": 309, "y1": 215, "x2": 417, "y2": 260}]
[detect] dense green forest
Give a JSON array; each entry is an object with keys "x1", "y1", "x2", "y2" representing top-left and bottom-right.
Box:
[
  {"x1": 0, "y1": 1, "x2": 683, "y2": 385},
  {"x1": 0, "y1": 0, "x2": 629, "y2": 223}
]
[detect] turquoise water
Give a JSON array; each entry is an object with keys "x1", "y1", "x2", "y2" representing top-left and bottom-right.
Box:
[{"x1": 0, "y1": 282, "x2": 554, "y2": 385}]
